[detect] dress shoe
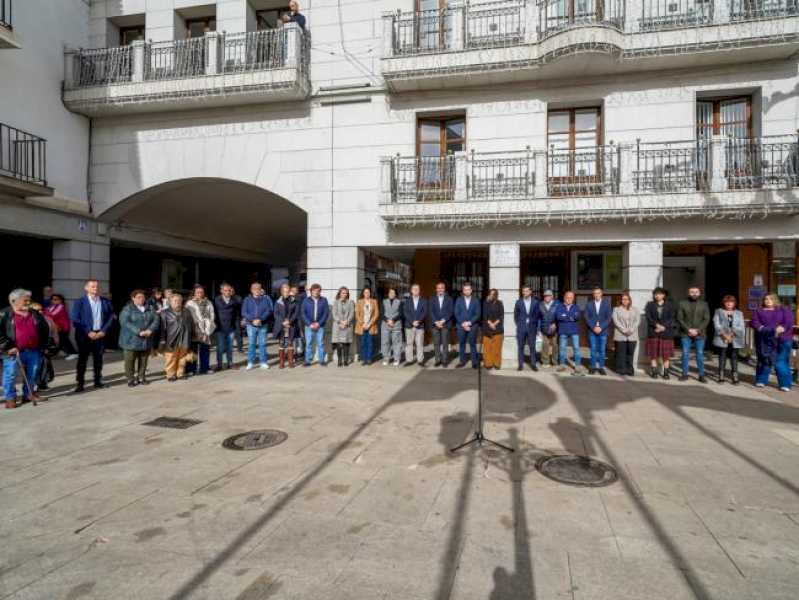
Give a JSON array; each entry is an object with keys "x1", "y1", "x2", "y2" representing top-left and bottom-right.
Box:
[
  {"x1": 517, "y1": 365, "x2": 523, "y2": 371},
  {"x1": 662, "y1": 371, "x2": 670, "y2": 380},
  {"x1": 698, "y1": 376, "x2": 708, "y2": 384},
  {"x1": 94, "y1": 382, "x2": 107, "y2": 389},
  {"x1": 531, "y1": 364, "x2": 539, "y2": 372},
  {"x1": 588, "y1": 368, "x2": 596, "y2": 375},
  {"x1": 679, "y1": 375, "x2": 689, "y2": 382},
  {"x1": 127, "y1": 381, "x2": 137, "y2": 387},
  {"x1": 72, "y1": 384, "x2": 85, "y2": 394},
  {"x1": 598, "y1": 368, "x2": 607, "y2": 376},
  {"x1": 167, "y1": 376, "x2": 177, "y2": 382},
  {"x1": 456, "y1": 362, "x2": 466, "y2": 368}
]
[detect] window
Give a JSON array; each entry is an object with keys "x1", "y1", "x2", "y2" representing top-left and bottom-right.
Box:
[
  {"x1": 696, "y1": 96, "x2": 752, "y2": 139},
  {"x1": 547, "y1": 107, "x2": 605, "y2": 192},
  {"x1": 120, "y1": 25, "x2": 145, "y2": 46},
  {"x1": 256, "y1": 8, "x2": 290, "y2": 30},
  {"x1": 186, "y1": 16, "x2": 216, "y2": 38},
  {"x1": 548, "y1": 107, "x2": 601, "y2": 152},
  {"x1": 572, "y1": 251, "x2": 623, "y2": 292},
  {"x1": 414, "y1": 115, "x2": 465, "y2": 196}
]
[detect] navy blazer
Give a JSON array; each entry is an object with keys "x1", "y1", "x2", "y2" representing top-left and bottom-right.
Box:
[
  {"x1": 403, "y1": 296, "x2": 428, "y2": 328},
  {"x1": 584, "y1": 298, "x2": 612, "y2": 333},
  {"x1": 429, "y1": 294, "x2": 454, "y2": 326},
  {"x1": 513, "y1": 297, "x2": 541, "y2": 334},
  {"x1": 454, "y1": 296, "x2": 481, "y2": 331},
  {"x1": 301, "y1": 296, "x2": 329, "y2": 327},
  {"x1": 70, "y1": 295, "x2": 116, "y2": 338}
]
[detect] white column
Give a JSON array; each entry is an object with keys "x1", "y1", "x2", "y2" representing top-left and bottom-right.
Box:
[
  {"x1": 618, "y1": 143, "x2": 635, "y2": 195},
  {"x1": 710, "y1": 135, "x2": 728, "y2": 192},
  {"x1": 284, "y1": 22, "x2": 300, "y2": 68},
  {"x1": 383, "y1": 12, "x2": 397, "y2": 58},
  {"x1": 131, "y1": 40, "x2": 146, "y2": 82},
  {"x1": 449, "y1": 1, "x2": 466, "y2": 51},
  {"x1": 489, "y1": 243, "x2": 521, "y2": 368},
  {"x1": 204, "y1": 32, "x2": 220, "y2": 76},
  {"x1": 63, "y1": 50, "x2": 77, "y2": 90},
  {"x1": 52, "y1": 239, "x2": 111, "y2": 305},
  {"x1": 713, "y1": 0, "x2": 731, "y2": 24},
  {"x1": 534, "y1": 150, "x2": 548, "y2": 198},
  {"x1": 524, "y1": 0, "x2": 538, "y2": 43},
  {"x1": 623, "y1": 241, "x2": 663, "y2": 369},
  {"x1": 454, "y1": 151, "x2": 468, "y2": 202}
]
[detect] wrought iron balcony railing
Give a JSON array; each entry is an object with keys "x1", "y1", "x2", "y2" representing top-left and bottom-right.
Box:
[
  {"x1": 1, "y1": 0, "x2": 11, "y2": 29},
  {"x1": 381, "y1": 135, "x2": 799, "y2": 206},
  {"x1": 729, "y1": 0, "x2": 799, "y2": 20},
  {"x1": 0, "y1": 123, "x2": 47, "y2": 187},
  {"x1": 538, "y1": 0, "x2": 625, "y2": 37},
  {"x1": 66, "y1": 27, "x2": 309, "y2": 90},
  {"x1": 639, "y1": 0, "x2": 714, "y2": 31}
]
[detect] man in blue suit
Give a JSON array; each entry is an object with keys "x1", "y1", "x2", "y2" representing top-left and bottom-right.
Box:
[
  {"x1": 302, "y1": 283, "x2": 329, "y2": 366},
  {"x1": 402, "y1": 283, "x2": 428, "y2": 365},
  {"x1": 514, "y1": 285, "x2": 540, "y2": 371},
  {"x1": 429, "y1": 281, "x2": 454, "y2": 367},
  {"x1": 70, "y1": 279, "x2": 116, "y2": 392},
  {"x1": 454, "y1": 282, "x2": 481, "y2": 369},
  {"x1": 584, "y1": 286, "x2": 612, "y2": 375}
]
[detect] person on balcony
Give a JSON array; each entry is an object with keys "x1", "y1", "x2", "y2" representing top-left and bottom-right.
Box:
[
  {"x1": 429, "y1": 282, "x2": 454, "y2": 367},
  {"x1": 677, "y1": 286, "x2": 710, "y2": 383},
  {"x1": 71, "y1": 279, "x2": 116, "y2": 393},
  {"x1": 332, "y1": 286, "x2": 355, "y2": 367},
  {"x1": 454, "y1": 282, "x2": 481, "y2": 369},
  {"x1": 482, "y1": 289, "x2": 504, "y2": 370},
  {"x1": 539, "y1": 290, "x2": 560, "y2": 368},
  {"x1": 281, "y1": 0, "x2": 306, "y2": 30},
  {"x1": 0, "y1": 289, "x2": 50, "y2": 408},
  {"x1": 242, "y1": 282, "x2": 273, "y2": 371},
  {"x1": 514, "y1": 285, "x2": 540, "y2": 371},
  {"x1": 555, "y1": 291, "x2": 583, "y2": 375},
  {"x1": 752, "y1": 293, "x2": 794, "y2": 392},
  {"x1": 186, "y1": 284, "x2": 216, "y2": 376},
  {"x1": 403, "y1": 283, "x2": 427, "y2": 366},
  {"x1": 302, "y1": 284, "x2": 329, "y2": 367},
  {"x1": 612, "y1": 292, "x2": 640, "y2": 377},
  {"x1": 119, "y1": 289, "x2": 159, "y2": 387},
  {"x1": 712, "y1": 295, "x2": 745, "y2": 385},
  {"x1": 585, "y1": 286, "x2": 612, "y2": 375},
  {"x1": 644, "y1": 287, "x2": 676, "y2": 380},
  {"x1": 381, "y1": 287, "x2": 403, "y2": 367},
  {"x1": 273, "y1": 283, "x2": 299, "y2": 369},
  {"x1": 356, "y1": 287, "x2": 380, "y2": 366}
]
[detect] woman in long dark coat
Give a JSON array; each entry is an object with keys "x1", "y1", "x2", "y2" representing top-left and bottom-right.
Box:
[{"x1": 273, "y1": 283, "x2": 299, "y2": 368}]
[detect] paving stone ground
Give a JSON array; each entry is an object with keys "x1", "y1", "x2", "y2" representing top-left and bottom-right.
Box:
[{"x1": 1, "y1": 348, "x2": 799, "y2": 600}]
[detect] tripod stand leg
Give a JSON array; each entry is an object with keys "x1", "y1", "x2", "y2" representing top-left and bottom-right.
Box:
[
  {"x1": 450, "y1": 434, "x2": 481, "y2": 453},
  {"x1": 482, "y1": 437, "x2": 515, "y2": 453}
]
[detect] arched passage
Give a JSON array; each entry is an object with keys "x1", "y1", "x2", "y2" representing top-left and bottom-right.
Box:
[{"x1": 100, "y1": 178, "x2": 307, "y2": 306}]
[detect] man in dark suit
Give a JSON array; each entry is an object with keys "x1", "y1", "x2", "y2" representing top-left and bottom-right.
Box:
[
  {"x1": 584, "y1": 286, "x2": 612, "y2": 375},
  {"x1": 429, "y1": 281, "x2": 453, "y2": 367},
  {"x1": 70, "y1": 279, "x2": 116, "y2": 392},
  {"x1": 454, "y1": 282, "x2": 481, "y2": 369},
  {"x1": 514, "y1": 285, "x2": 540, "y2": 371},
  {"x1": 402, "y1": 283, "x2": 428, "y2": 365}
]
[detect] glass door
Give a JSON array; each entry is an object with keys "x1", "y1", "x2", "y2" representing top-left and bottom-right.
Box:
[{"x1": 416, "y1": 116, "x2": 465, "y2": 201}]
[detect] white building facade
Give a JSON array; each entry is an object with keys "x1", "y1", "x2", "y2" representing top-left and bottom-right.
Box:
[{"x1": 2, "y1": 0, "x2": 799, "y2": 362}]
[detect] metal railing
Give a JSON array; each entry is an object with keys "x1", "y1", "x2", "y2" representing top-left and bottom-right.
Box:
[
  {"x1": 466, "y1": 1, "x2": 526, "y2": 48},
  {"x1": 547, "y1": 145, "x2": 619, "y2": 196},
  {"x1": 726, "y1": 136, "x2": 799, "y2": 189},
  {"x1": 0, "y1": 123, "x2": 47, "y2": 186},
  {"x1": 469, "y1": 149, "x2": 534, "y2": 199},
  {"x1": 392, "y1": 8, "x2": 453, "y2": 55},
  {"x1": 634, "y1": 140, "x2": 710, "y2": 192},
  {"x1": 729, "y1": 0, "x2": 799, "y2": 20},
  {"x1": 389, "y1": 155, "x2": 458, "y2": 203},
  {"x1": 1, "y1": 0, "x2": 10, "y2": 29},
  {"x1": 73, "y1": 45, "x2": 133, "y2": 87},
  {"x1": 222, "y1": 29, "x2": 288, "y2": 72},
  {"x1": 145, "y1": 37, "x2": 208, "y2": 81},
  {"x1": 639, "y1": 0, "x2": 714, "y2": 30},
  {"x1": 538, "y1": 0, "x2": 625, "y2": 37}
]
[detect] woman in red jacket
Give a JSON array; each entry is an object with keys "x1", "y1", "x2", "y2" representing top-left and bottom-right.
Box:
[{"x1": 45, "y1": 294, "x2": 78, "y2": 359}]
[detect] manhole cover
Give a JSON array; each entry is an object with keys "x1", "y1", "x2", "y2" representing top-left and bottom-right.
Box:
[
  {"x1": 222, "y1": 430, "x2": 288, "y2": 451},
  {"x1": 536, "y1": 455, "x2": 618, "y2": 487},
  {"x1": 143, "y1": 416, "x2": 203, "y2": 429}
]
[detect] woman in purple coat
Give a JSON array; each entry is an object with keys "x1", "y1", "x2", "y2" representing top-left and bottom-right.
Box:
[{"x1": 751, "y1": 293, "x2": 794, "y2": 392}]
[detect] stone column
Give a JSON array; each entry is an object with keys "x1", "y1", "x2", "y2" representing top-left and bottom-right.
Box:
[
  {"x1": 284, "y1": 22, "x2": 300, "y2": 69},
  {"x1": 489, "y1": 243, "x2": 520, "y2": 368},
  {"x1": 204, "y1": 32, "x2": 220, "y2": 76},
  {"x1": 623, "y1": 241, "x2": 663, "y2": 368},
  {"x1": 131, "y1": 40, "x2": 146, "y2": 82},
  {"x1": 52, "y1": 238, "x2": 111, "y2": 305},
  {"x1": 534, "y1": 150, "x2": 548, "y2": 198},
  {"x1": 710, "y1": 134, "x2": 728, "y2": 192}
]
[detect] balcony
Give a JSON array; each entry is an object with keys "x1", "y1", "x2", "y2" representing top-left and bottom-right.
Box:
[
  {"x1": 62, "y1": 24, "x2": 310, "y2": 116},
  {"x1": 378, "y1": 135, "x2": 799, "y2": 225},
  {"x1": 380, "y1": 0, "x2": 799, "y2": 92},
  {"x1": 0, "y1": 123, "x2": 52, "y2": 197},
  {"x1": 0, "y1": 0, "x2": 19, "y2": 49}
]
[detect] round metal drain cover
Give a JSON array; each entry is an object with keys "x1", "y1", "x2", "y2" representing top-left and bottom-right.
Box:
[
  {"x1": 222, "y1": 430, "x2": 288, "y2": 451},
  {"x1": 536, "y1": 455, "x2": 618, "y2": 487}
]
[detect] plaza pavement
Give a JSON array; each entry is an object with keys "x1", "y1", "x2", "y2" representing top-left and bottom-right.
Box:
[{"x1": 1, "y1": 349, "x2": 799, "y2": 600}]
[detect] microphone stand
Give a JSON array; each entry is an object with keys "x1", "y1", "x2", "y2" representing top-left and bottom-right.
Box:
[{"x1": 450, "y1": 359, "x2": 514, "y2": 454}]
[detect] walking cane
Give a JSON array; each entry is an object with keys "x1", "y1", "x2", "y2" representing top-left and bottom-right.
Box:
[{"x1": 15, "y1": 354, "x2": 38, "y2": 406}]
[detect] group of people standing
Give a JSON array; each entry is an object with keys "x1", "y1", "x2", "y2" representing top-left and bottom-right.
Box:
[{"x1": 0, "y1": 278, "x2": 796, "y2": 408}]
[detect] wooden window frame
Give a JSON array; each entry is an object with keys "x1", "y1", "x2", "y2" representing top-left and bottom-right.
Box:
[
  {"x1": 547, "y1": 106, "x2": 603, "y2": 191},
  {"x1": 696, "y1": 95, "x2": 752, "y2": 138},
  {"x1": 414, "y1": 115, "x2": 466, "y2": 200}
]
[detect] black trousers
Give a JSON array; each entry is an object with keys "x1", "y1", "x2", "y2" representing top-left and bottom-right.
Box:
[
  {"x1": 76, "y1": 336, "x2": 105, "y2": 385},
  {"x1": 615, "y1": 340, "x2": 637, "y2": 375},
  {"x1": 717, "y1": 343, "x2": 738, "y2": 375},
  {"x1": 432, "y1": 326, "x2": 450, "y2": 364}
]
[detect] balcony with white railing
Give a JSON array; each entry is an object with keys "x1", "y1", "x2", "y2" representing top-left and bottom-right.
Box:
[
  {"x1": 379, "y1": 135, "x2": 799, "y2": 225},
  {"x1": 381, "y1": 0, "x2": 799, "y2": 92},
  {"x1": 62, "y1": 24, "x2": 310, "y2": 116}
]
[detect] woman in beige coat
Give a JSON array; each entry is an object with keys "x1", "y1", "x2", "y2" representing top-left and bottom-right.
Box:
[
  {"x1": 612, "y1": 292, "x2": 640, "y2": 376},
  {"x1": 355, "y1": 288, "x2": 379, "y2": 366},
  {"x1": 331, "y1": 287, "x2": 355, "y2": 367}
]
